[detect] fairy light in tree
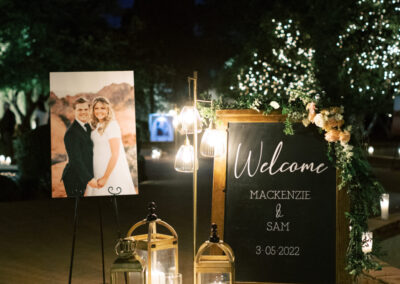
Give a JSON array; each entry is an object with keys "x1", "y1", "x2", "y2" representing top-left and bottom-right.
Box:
[
  {"x1": 337, "y1": 0, "x2": 400, "y2": 104},
  {"x1": 234, "y1": 19, "x2": 317, "y2": 111}
]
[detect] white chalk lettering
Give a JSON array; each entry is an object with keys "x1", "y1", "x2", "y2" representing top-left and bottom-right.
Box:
[{"x1": 235, "y1": 141, "x2": 329, "y2": 179}]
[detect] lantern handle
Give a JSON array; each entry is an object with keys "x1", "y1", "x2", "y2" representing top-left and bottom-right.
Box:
[
  {"x1": 195, "y1": 240, "x2": 235, "y2": 263},
  {"x1": 126, "y1": 218, "x2": 178, "y2": 239},
  {"x1": 126, "y1": 219, "x2": 147, "y2": 237},
  {"x1": 156, "y1": 219, "x2": 178, "y2": 238}
]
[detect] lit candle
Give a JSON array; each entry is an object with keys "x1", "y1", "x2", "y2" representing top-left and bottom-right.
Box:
[
  {"x1": 362, "y1": 232, "x2": 373, "y2": 254},
  {"x1": 211, "y1": 275, "x2": 228, "y2": 284},
  {"x1": 380, "y1": 193, "x2": 389, "y2": 220},
  {"x1": 152, "y1": 270, "x2": 166, "y2": 284}
]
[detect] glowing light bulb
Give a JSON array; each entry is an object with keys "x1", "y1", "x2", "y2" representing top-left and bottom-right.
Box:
[
  {"x1": 174, "y1": 138, "x2": 198, "y2": 173},
  {"x1": 179, "y1": 106, "x2": 202, "y2": 134},
  {"x1": 200, "y1": 128, "x2": 226, "y2": 158}
]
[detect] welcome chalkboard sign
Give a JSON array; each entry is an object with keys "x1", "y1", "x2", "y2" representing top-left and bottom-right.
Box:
[
  {"x1": 211, "y1": 110, "x2": 350, "y2": 284},
  {"x1": 225, "y1": 122, "x2": 335, "y2": 283}
]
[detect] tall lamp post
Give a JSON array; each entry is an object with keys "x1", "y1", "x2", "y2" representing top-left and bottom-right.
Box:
[{"x1": 174, "y1": 71, "x2": 225, "y2": 260}]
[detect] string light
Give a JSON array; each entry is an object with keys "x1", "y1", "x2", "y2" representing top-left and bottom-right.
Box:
[
  {"x1": 234, "y1": 19, "x2": 317, "y2": 109},
  {"x1": 337, "y1": 0, "x2": 400, "y2": 101}
]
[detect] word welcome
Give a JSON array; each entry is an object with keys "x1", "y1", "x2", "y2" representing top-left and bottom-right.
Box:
[{"x1": 234, "y1": 141, "x2": 329, "y2": 178}]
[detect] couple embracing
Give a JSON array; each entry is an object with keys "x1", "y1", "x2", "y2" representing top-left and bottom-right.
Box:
[{"x1": 62, "y1": 97, "x2": 136, "y2": 197}]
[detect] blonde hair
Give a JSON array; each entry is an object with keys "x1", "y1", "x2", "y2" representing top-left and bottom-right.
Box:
[{"x1": 90, "y1": 97, "x2": 114, "y2": 135}]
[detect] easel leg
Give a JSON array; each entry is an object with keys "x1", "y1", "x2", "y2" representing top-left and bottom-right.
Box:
[
  {"x1": 68, "y1": 196, "x2": 80, "y2": 284},
  {"x1": 112, "y1": 195, "x2": 122, "y2": 239},
  {"x1": 98, "y1": 199, "x2": 106, "y2": 284},
  {"x1": 111, "y1": 195, "x2": 127, "y2": 283}
]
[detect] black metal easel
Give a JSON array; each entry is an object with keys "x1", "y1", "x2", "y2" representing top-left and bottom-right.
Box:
[
  {"x1": 68, "y1": 195, "x2": 107, "y2": 284},
  {"x1": 68, "y1": 196, "x2": 80, "y2": 284}
]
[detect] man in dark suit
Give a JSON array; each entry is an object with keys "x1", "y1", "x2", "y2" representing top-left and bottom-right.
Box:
[{"x1": 62, "y1": 97, "x2": 97, "y2": 197}]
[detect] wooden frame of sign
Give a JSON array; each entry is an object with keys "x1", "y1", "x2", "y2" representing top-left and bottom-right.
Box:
[{"x1": 211, "y1": 109, "x2": 351, "y2": 284}]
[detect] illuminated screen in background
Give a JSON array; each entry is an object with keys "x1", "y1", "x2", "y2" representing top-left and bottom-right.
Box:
[{"x1": 149, "y1": 114, "x2": 174, "y2": 142}]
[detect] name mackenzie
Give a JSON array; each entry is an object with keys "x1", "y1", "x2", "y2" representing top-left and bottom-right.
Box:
[{"x1": 250, "y1": 190, "x2": 311, "y2": 200}]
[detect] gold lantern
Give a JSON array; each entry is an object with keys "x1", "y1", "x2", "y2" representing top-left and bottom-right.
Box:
[
  {"x1": 127, "y1": 202, "x2": 179, "y2": 284},
  {"x1": 195, "y1": 224, "x2": 235, "y2": 284},
  {"x1": 110, "y1": 237, "x2": 145, "y2": 284}
]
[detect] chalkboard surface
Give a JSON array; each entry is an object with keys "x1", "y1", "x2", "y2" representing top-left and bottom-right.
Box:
[{"x1": 224, "y1": 122, "x2": 336, "y2": 283}]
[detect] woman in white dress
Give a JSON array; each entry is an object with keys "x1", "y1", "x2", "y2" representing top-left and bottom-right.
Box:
[{"x1": 85, "y1": 97, "x2": 136, "y2": 196}]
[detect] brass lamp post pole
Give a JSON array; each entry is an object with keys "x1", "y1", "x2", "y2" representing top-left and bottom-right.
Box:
[{"x1": 188, "y1": 71, "x2": 199, "y2": 259}]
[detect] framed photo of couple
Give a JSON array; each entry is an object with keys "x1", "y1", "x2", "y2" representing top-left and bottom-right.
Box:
[{"x1": 50, "y1": 71, "x2": 139, "y2": 198}]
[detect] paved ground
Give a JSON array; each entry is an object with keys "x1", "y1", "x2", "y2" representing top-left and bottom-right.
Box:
[
  {"x1": 0, "y1": 156, "x2": 213, "y2": 284},
  {"x1": 0, "y1": 155, "x2": 399, "y2": 284}
]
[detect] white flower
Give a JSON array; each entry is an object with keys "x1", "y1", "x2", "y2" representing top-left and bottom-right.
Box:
[
  {"x1": 250, "y1": 99, "x2": 261, "y2": 111},
  {"x1": 314, "y1": 113, "x2": 327, "y2": 129},
  {"x1": 270, "y1": 101, "x2": 280, "y2": 109}
]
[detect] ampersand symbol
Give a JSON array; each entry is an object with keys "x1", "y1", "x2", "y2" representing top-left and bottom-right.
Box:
[{"x1": 275, "y1": 203, "x2": 284, "y2": 218}]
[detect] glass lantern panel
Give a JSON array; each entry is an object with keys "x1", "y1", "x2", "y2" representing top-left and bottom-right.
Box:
[
  {"x1": 198, "y1": 273, "x2": 230, "y2": 284},
  {"x1": 111, "y1": 271, "x2": 145, "y2": 284},
  {"x1": 151, "y1": 248, "x2": 177, "y2": 274},
  {"x1": 136, "y1": 248, "x2": 177, "y2": 284}
]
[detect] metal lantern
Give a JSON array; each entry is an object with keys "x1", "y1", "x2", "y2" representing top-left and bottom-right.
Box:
[
  {"x1": 195, "y1": 224, "x2": 235, "y2": 284},
  {"x1": 110, "y1": 237, "x2": 145, "y2": 284},
  {"x1": 127, "y1": 202, "x2": 179, "y2": 284}
]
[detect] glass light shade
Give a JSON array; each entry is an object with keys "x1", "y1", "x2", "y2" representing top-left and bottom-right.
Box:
[
  {"x1": 195, "y1": 224, "x2": 234, "y2": 284},
  {"x1": 127, "y1": 202, "x2": 179, "y2": 284},
  {"x1": 367, "y1": 146, "x2": 374, "y2": 155},
  {"x1": 110, "y1": 238, "x2": 145, "y2": 284},
  {"x1": 179, "y1": 106, "x2": 202, "y2": 134},
  {"x1": 174, "y1": 143, "x2": 198, "y2": 173},
  {"x1": 200, "y1": 128, "x2": 226, "y2": 158}
]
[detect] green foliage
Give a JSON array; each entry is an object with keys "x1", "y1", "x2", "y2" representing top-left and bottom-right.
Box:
[
  {"x1": 337, "y1": 0, "x2": 400, "y2": 116},
  {"x1": 283, "y1": 117, "x2": 294, "y2": 135}
]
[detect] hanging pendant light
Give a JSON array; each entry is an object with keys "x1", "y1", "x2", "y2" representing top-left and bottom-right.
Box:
[
  {"x1": 178, "y1": 106, "x2": 202, "y2": 134},
  {"x1": 174, "y1": 136, "x2": 198, "y2": 173},
  {"x1": 200, "y1": 123, "x2": 226, "y2": 158}
]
